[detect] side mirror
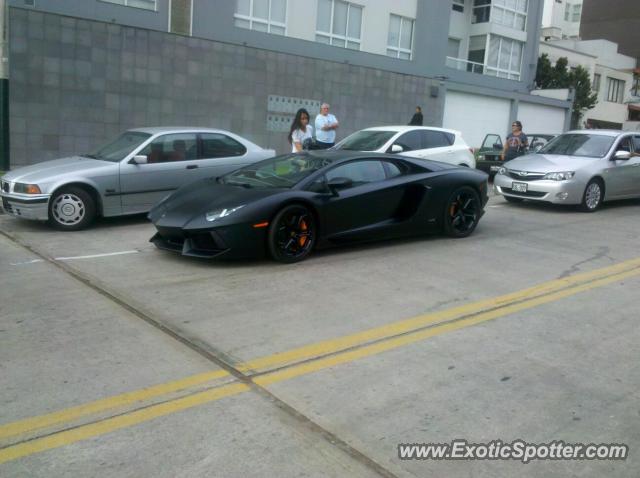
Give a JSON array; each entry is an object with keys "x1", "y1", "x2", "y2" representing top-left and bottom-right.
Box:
[
  {"x1": 390, "y1": 144, "x2": 404, "y2": 153},
  {"x1": 130, "y1": 155, "x2": 148, "y2": 165},
  {"x1": 613, "y1": 150, "x2": 632, "y2": 160},
  {"x1": 327, "y1": 177, "x2": 353, "y2": 195}
]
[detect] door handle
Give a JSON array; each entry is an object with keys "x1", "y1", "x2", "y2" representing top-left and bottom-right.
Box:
[{"x1": 186, "y1": 164, "x2": 198, "y2": 169}]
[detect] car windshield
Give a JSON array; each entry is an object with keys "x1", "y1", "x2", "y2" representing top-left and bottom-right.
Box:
[
  {"x1": 334, "y1": 130, "x2": 397, "y2": 151},
  {"x1": 85, "y1": 132, "x2": 152, "y2": 162},
  {"x1": 221, "y1": 154, "x2": 333, "y2": 188},
  {"x1": 537, "y1": 133, "x2": 614, "y2": 158}
]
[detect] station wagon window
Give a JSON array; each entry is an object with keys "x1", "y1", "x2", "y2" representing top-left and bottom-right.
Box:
[
  {"x1": 615, "y1": 137, "x2": 634, "y2": 153},
  {"x1": 139, "y1": 133, "x2": 198, "y2": 163},
  {"x1": 394, "y1": 131, "x2": 422, "y2": 152},
  {"x1": 200, "y1": 133, "x2": 247, "y2": 158},
  {"x1": 325, "y1": 160, "x2": 387, "y2": 187}
]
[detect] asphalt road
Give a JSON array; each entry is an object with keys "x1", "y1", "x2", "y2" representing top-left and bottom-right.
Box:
[{"x1": 1, "y1": 193, "x2": 639, "y2": 477}]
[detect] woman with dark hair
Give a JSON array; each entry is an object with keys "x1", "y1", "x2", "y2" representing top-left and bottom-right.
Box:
[
  {"x1": 288, "y1": 108, "x2": 314, "y2": 153},
  {"x1": 501, "y1": 120, "x2": 529, "y2": 161}
]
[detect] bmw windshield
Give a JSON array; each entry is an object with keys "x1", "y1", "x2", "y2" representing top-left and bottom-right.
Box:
[
  {"x1": 84, "y1": 131, "x2": 152, "y2": 162},
  {"x1": 537, "y1": 134, "x2": 615, "y2": 158},
  {"x1": 221, "y1": 154, "x2": 333, "y2": 188},
  {"x1": 334, "y1": 130, "x2": 396, "y2": 151}
]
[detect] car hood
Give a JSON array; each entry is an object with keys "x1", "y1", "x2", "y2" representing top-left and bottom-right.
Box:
[
  {"x1": 149, "y1": 177, "x2": 285, "y2": 228},
  {"x1": 505, "y1": 154, "x2": 598, "y2": 172},
  {"x1": 2, "y1": 156, "x2": 115, "y2": 184}
]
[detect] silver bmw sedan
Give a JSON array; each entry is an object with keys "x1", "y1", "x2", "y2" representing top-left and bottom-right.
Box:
[
  {"x1": 494, "y1": 130, "x2": 640, "y2": 211},
  {"x1": 0, "y1": 127, "x2": 275, "y2": 230}
]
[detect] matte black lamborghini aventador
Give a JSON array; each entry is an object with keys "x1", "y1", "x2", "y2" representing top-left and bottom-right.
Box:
[{"x1": 148, "y1": 151, "x2": 489, "y2": 263}]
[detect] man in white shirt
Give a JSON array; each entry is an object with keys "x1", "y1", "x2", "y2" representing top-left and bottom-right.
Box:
[{"x1": 314, "y1": 103, "x2": 339, "y2": 149}]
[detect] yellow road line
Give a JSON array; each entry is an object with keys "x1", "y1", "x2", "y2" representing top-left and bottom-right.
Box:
[
  {"x1": 0, "y1": 370, "x2": 229, "y2": 441},
  {"x1": 0, "y1": 383, "x2": 249, "y2": 465},
  {"x1": 239, "y1": 256, "x2": 640, "y2": 374},
  {"x1": 2, "y1": 257, "x2": 640, "y2": 464}
]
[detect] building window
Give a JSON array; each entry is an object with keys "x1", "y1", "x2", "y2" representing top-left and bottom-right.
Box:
[
  {"x1": 592, "y1": 73, "x2": 601, "y2": 93},
  {"x1": 571, "y1": 3, "x2": 582, "y2": 22},
  {"x1": 447, "y1": 38, "x2": 461, "y2": 59},
  {"x1": 564, "y1": 2, "x2": 571, "y2": 21},
  {"x1": 316, "y1": 0, "x2": 362, "y2": 50},
  {"x1": 387, "y1": 14, "x2": 414, "y2": 60},
  {"x1": 170, "y1": 0, "x2": 192, "y2": 35},
  {"x1": 466, "y1": 34, "x2": 487, "y2": 73},
  {"x1": 632, "y1": 76, "x2": 640, "y2": 97},
  {"x1": 486, "y1": 35, "x2": 523, "y2": 80},
  {"x1": 492, "y1": 0, "x2": 528, "y2": 31},
  {"x1": 452, "y1": 0, "x2": 464, "y2": 13},
  {"x1": 606, "y1": 77, "x2": 625, "y2": 103},
  {"x1": 100, "y1": 0, "x2": 157, "y2": 10},
  {"x1": 234, "y1": 0, "x2": 287, "y2": 35},
  {"x1": 472, "y1": 0, "x2": 491, "y2": 23}
]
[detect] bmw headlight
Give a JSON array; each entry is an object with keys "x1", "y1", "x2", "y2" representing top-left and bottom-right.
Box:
[
  {"x1": 497, "y1": 167, "x2": 508, "y2": 176},
  {"x1": 14, "y1": 183, "x2": 42, "y2": 194},
  {"x1": 477, "y1": 154, "x2": 485, "y2": 161},
  {"x1": 205, "y1": 205, "x2": 245, "y2": 222},
  {"x1": 543, "y1": 171, "x2": 575, "y2": 181}
]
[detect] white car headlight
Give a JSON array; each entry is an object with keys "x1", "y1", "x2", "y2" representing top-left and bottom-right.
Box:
[
  {"x1": 205, "y1": 205, "x2": 245, "y2": 222},
  {"x1": 543, "y1": 171, "x2": 575, "y2": 181}
]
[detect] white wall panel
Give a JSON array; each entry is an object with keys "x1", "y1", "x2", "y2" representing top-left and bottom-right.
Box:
[{"x1": 518, "y1": 102, "x2": 566, "y2": 134}]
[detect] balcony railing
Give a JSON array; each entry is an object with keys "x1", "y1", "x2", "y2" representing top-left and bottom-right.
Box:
[{"x1": 446, "y1": 57, "x2": 484, "y2": 74}]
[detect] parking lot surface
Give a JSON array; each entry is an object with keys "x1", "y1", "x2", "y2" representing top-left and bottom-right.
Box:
[{"x1": 1, "y1": 194, "x2": 639, "y2": 477}]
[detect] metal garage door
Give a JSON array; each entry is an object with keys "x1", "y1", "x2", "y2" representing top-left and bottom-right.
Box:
[
  {"x1": 517, "y1": 102, "x2": 567, "y2": 135},
  {"x1": 443, "y1": 91, "x2": 511, "y2": 149}
]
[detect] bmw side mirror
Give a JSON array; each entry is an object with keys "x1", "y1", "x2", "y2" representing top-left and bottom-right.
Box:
[
  {"x1": 327, "y1": 177, "x2": 353, "y2": 195},
  {"x1": 390, "y1": 144, "x2": 404, "y2": 153},
  {"x1": 130, "y1": 155, "x2": 148, "y2": 165},
  {"x1": 613, "y1": 150, "x2": 632, "y2": 160}
]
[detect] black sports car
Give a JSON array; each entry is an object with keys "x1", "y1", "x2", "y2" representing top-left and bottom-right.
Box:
[{"x1": 148, "y1": 151, "x2": 489, "y2": 263}]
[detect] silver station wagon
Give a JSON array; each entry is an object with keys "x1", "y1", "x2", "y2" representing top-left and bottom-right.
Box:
[
  {"x1": 0, "y1": 127, "x2": 275, "y2": 230},
  {"x1": 494, "y1": 130, "x2": 640, "y2": 212}
]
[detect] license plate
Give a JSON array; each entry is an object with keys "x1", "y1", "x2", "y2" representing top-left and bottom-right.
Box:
[{"x1": 512, "y1": 181, "x2": 528, "y2": 193}]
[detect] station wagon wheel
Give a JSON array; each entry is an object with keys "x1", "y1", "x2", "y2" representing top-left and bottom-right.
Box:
[
  {"x1": 579, "y1": 178, "x2": 603, "y2": 212},
  {"x1": 443, "y1": 186, "x2": 480, "y2": 238},
  {"x1": 48, "y1": 187, "x2": 96, "y2": 231},
  {"x1": 268, "y1": 204, "x2": 316, "y2": 263}
]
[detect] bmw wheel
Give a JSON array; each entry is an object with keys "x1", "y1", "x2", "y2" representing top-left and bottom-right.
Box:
[
  {"x1": 48, "y1": 187, "x2": 96, "y2": 231},
  {"x1": 443, "y1": 186, "x2": 481, "y2": 238},
  {"x1": 579, "y1": 179, "x2": 603, "y2": 212},
  {"x1": 268, "y1": 204, "x2": 316, "y2": 263}
]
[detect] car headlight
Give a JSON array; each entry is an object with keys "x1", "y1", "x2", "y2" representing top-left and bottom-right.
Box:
[
  {"x1": 205, "y1": 205, "x2": 245, "y2": 222},
  {"x1": 497, "y1": 167, "x2": 508, "y2": 176},
  {"x1": 477, "y1": 154, "x2": 485, "y2": 161},
  {"x1": 14, "y1": 183, "x2": 42, "y2": 194},
  {"x1": 543, "y1": 171, "x2": 575, "y2": 181}
]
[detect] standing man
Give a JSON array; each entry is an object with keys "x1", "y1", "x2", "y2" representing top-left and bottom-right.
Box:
[
  {"x1": 314, "y1": 103, "x2": 339, "y2": 149},
  {"x1": 408, "y1": 106, "x2": 423, "y2": 125}
]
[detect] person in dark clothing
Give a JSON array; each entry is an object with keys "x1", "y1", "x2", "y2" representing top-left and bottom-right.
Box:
[
  {"x1": 501, "y1": 120, "x2": 528, "y2": 161},
  {"x1": 408, "y1": 106, "x2": 423, "y2": 126}
]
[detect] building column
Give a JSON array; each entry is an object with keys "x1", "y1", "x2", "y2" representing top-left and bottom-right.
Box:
[{"x1": 0, "y1": 0, "x2": 9, "y2": 171}]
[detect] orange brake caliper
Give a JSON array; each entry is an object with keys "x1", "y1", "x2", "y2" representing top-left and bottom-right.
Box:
[{"x1": 298, "y1": 220, "x2": 308, "y2": 247}]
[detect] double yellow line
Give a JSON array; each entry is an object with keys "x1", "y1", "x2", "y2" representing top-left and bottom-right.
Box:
[{"x1": 2, "y1": 256, "x2": 640, "y2": 465}]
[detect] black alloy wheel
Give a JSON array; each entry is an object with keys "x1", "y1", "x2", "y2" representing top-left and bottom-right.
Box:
[
  {"x1": 268, "y1": 204, "x2": 316, "y2": 263},
  {"x1": 443, "y1": 186, "x2": 481, "y2": 238}
]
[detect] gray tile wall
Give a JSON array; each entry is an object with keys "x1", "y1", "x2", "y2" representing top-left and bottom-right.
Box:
[{"x1": 9, "y1": 8, "x2": 445, "y2": 167}]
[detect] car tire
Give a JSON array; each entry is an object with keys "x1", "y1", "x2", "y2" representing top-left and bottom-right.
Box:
[
  {"x1": 504, "y1": 196, "x2": 524, "y2": 203},
  {"x1": 579, "y1": 178, "x2": 604, "y2": 212},
  {"x1": 268, "y1": 204, "x2": 316, "y2": 263},
  {"x1": 443, "y1": 186, "x2": 481, "y2": 238},
  {"x1": 48, "y1": 186, "x2": 96, "y2": 231}
]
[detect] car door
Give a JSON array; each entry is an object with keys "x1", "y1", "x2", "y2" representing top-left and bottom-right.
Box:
[
  {"x1": 196, "y1": 133, "x2": 253, "y2": 179},
  {"x1": 390, "y1": 130, "x2": 422, "y2": 156},
  {"x1": 316, "y1": 159, "x2": 407, "y2": 240},
  {"x1": 628, "y1": 135, "x2": 640, "y2": 197},
  {"x1": 119, "y1": 133, "x2": 201, "y2": 213},
  {"x1": 606, "y1": 135, "x2": 638, "y2": 198}
]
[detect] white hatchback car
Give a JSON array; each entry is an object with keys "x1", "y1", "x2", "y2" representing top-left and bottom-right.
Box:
[{"x1": 332, "y1": 126, "x2": 476, "y2": 168}]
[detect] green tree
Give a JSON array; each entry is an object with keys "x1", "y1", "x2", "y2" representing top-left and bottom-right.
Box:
[
  {"x1": 535, "y1": 55, "x2": 597, "y2": 128},
  {"x1": 568, "y1": 65, "x2": 598, "y2": 128}
]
